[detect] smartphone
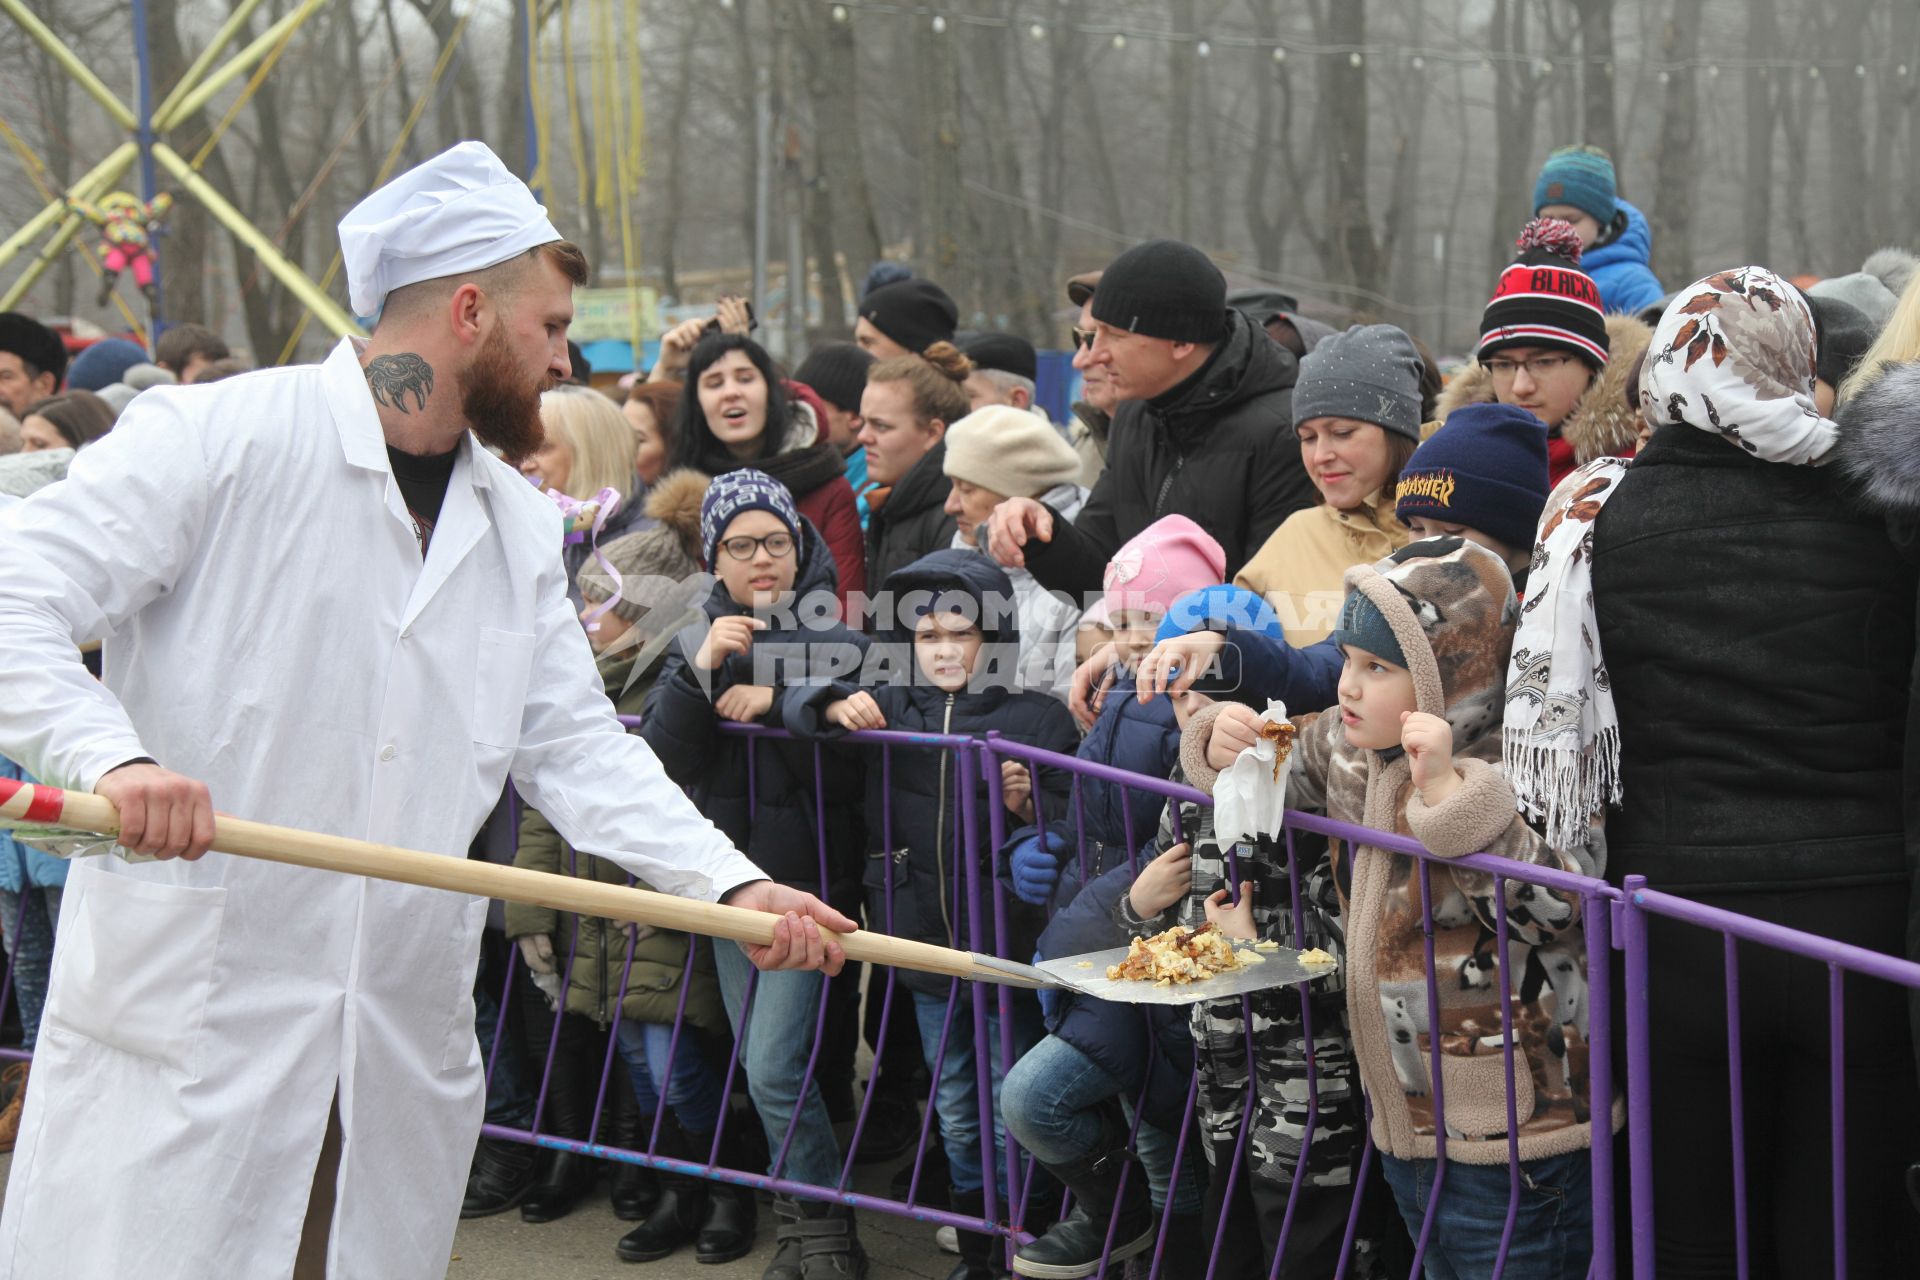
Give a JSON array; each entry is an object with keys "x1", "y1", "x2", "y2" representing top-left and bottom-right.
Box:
[{"x1": 701, "y1": 300, "x2": 757, "y2": 336}]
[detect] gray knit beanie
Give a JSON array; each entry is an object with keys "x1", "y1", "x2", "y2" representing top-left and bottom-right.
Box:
[{"x1": 1292, "y1": 323, "x2": 1425, "y2": 441}]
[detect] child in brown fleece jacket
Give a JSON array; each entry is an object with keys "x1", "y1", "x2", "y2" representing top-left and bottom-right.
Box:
[{"x1": 1189, "y1": 537, "x2": 1610, "y2": 1280}]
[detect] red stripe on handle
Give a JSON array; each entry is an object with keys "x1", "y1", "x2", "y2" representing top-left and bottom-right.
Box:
[
  {"x1": 23, "y1": 786, "x2": 64, "y2": 824},
  {"x1": 0, "y1": 777, "x2": 66, "y2": 824}
]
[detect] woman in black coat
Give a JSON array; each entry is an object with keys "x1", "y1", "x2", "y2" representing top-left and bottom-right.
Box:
[{"x1": 1533, "y1": 270, "x2": 1919, "y2": 1275}]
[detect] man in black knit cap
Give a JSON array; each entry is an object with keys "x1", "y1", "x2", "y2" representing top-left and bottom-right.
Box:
[
  {"x1": 985, "y1": 238, "x2": 1313, "y2": 600},
  {"x1": 959, "y1": 330, "x2": 1041, "y2": 414},
  {"x1": 853, "y1": 277, "x2": 959, "y2": 359},
  {"x1": 0, "y1": 313, "x2": 68, "y2": 419}
]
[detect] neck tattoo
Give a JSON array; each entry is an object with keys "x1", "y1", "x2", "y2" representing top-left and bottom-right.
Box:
[{"x1": 365, "y1": 353, "x2": 436, "y2": 414}]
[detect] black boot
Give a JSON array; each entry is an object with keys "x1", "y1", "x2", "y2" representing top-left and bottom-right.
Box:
[
  {"x1": 693, "y1": 1124, "x2": 757, "y2": 1264},
  {"x1": 616, "y1": 1180, "x2": 708, "y2": 1262},
  {"x1": 615, "y1": 1115, "x2": 706, "y2": 1262},
  {"x1": 520, "y1": 1019, "x2": 600, "y2": 1224},
  {"x1": 1011, "y1": 1135, "x2": 1155, "y2": 1279},
  {"x1": 460, "y1": 1136, "x2": 540, "y2": 1218},
  {"x1": 945, "y1": 1187, "x2": 1001, "y2": 1280},
  {"x1": 604, "y1": 1078, "x2": 660, "y2": 1221}
]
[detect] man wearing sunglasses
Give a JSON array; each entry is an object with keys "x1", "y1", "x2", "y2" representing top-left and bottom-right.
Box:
[{"x1": 987, "y1": 239, "x2": 1315, "y2": 603}]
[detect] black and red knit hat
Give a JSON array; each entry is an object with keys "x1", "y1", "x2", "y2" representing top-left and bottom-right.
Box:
[{"x1": 1476, "y1": 219, "x2": 1610, "y2": 368}]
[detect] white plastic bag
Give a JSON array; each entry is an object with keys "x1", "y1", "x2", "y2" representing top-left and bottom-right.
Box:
[{"x1": 1211, "y1": 699, "x2": 1294, "y2": 846}]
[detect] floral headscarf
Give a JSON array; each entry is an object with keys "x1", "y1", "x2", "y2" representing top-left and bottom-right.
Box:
[
  {"x1": 1508, "y1": 267, "x2": 1840, "y2": 851},
  {"x1": 1639, "y1": 266, "x2": 1838, "y2": 467}
]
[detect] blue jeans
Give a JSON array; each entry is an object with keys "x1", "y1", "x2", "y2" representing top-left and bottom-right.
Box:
[
  {"x1": 712, "y1": 939, "x2": 844, "y2": 1186},
  {"x1": 474, "y1": 966, "x2": 536, "y2": 1128},
  {"x1": 0, "y1": 887, "x2": 56, "y2": 1054},
  {"x1": 615, "y1": 1017, "x2": 726, "y2": 1136},
  {"x1": 1001, "y1": 1032, "x2": 1202, "y2": 1213},
  {"x1": 1379, "y1": 1150, "x2": 1592, "y2": 1280},
  {"x1": 910, "y1": 985, "x2": 1042, "y2": 1197}
]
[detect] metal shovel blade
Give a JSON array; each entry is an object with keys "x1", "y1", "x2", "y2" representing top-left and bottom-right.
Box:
[{"x1": 1033, "y1": 942, "x2": 1336, "y2": 1007}]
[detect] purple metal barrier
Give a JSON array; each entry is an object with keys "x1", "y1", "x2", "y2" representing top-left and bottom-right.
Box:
[
  {"x1": 481, "y1": 720, "x2": 1030, "y2": 1248},
  {"x1": 5, "y1": 722, "x2": 1911, "y2": 1280},
  {"x1": 1619, "y1": 876, "x2": 1920, "y2": 1280},
  {"x1": 983, "y1": 735, "x2": 1623, "y2": 1280}
]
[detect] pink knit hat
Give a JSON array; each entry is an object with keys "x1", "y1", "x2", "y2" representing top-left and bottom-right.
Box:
[{"x1": 1093, "y1": 514, "x2": 1226, "y2": 623}]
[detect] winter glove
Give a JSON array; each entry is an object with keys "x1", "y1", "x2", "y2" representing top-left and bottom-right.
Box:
[{"x1": 1010, "y1": 830, "x2": 1069, "y2": 906}]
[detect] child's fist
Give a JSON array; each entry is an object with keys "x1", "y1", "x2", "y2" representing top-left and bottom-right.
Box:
[
  {"x1": 1205, "y1": 702, "x2": 1265, "y2": 772},
  {"x1": 1204, "y1": 880, "x2": 1256, "y2": 940},
  {"x1": 1000, "y1": 759, "x2": 1035, "y2": 823},
  {"x1": 1400, "y1": 711, "x2": 1462, "y2": 803},
  {"x1": 1128, "y1": 841, "x2": 1194, "y2": 919},
  {"x1": 824, "y1": 691, "x2": 885, "y2": 731}
]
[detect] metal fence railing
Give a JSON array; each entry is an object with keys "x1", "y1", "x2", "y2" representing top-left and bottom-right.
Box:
[{"x1": 3, "y1": 721, "x2": 1917, "y2": 1279}]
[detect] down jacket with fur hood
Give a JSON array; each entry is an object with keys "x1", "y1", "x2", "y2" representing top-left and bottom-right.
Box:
[
  {"x1": 1831, "y1": 360, "x2": 1920, "y2": 1073},
  {"x1": 1182, "y1": 539, "x2": 1612, "y2": 1165},
  {"x1": 1431, "y1": 312, "x2": 1652, "y2": 486}
]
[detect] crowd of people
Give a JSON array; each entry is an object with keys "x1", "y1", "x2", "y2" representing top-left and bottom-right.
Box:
[{"x1": 2, "y1": 137, "x2": 1918, "y2": 1280}]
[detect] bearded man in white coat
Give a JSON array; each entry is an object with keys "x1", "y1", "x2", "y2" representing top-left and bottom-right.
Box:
[{"x1": 0, "y1": 143, "x2": 854, "y2": 1279}]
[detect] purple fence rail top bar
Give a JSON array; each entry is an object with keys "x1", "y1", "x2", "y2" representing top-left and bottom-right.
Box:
[{"x1": 6, "y1": 721, "x2": 1913, "y2": 1277}]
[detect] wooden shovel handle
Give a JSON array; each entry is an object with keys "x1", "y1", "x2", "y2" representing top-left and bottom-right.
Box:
[{"x1": 0, "y1": 778, "x2": 999, "y2": 984}]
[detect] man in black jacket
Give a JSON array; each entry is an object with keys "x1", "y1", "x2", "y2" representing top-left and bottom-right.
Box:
[{"x1": 985, "y1": 239, "x2": 1314, "y2": 600}]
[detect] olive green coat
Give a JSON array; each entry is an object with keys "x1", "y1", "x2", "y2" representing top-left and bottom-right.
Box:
[{"x1": 504, "y1": 643, "x2": 727, "y2": 1033}]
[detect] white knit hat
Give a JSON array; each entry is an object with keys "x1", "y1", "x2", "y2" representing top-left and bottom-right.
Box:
[{"x1": 942, "y1": 406, "x2": 1082, "y2": 499}]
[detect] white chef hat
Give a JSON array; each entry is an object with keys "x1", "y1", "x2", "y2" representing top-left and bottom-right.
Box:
[{"x1": 339, "y1": 141, "x2": 562, "y2": 319}]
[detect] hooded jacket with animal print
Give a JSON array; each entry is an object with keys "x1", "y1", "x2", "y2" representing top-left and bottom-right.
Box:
[{"x1": 1184, "y1": 538, "x2": 1612, "y2": 1165}]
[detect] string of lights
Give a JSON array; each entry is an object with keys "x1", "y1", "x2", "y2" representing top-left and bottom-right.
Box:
[{"x1": 773, "y1": 0, "x2": 1915, "y2": 79}]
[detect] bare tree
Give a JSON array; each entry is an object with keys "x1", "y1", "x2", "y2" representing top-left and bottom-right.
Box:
[
  {"x1": 654, "y1": 4, "x2": 704, "y2": 304},
  {"x1": 792, "y1": 2, "x2": 883, "y2": 303},
  {"x1": 1647, "y1": 0, "x2": 1705, "y2": 283},
  {"x1": 1743, "y1": 0, "x2": 1778, "y2": 265},
  {"x1": 1821, "y1": 0, "x2": 1874, "y2": 271},
  {"x1": 1869, "y1": 0, "x2": 1917, "y2": 249},
  {"x1": 1312, "y1": 0, "x2": 1386, "y2": 301},
  {"x1": 1165, "y1": 0, "x2": 1197, "y2": 241},
  {"x1": 913, "y1": 13, "x2": 967, "y2": 285},
  {"x1": 1567, "y1": 0, "x2": 1619, "y2": 158},
  {"x1": 1242, "y1": 0, "x2": 1290, "y2": 276},
  {"x1": 1488, "y1": 0, "x2": 1546, "y2": 270},
  {"x1": 402, "y1": 0, "x2": 484, "y2": 152}
]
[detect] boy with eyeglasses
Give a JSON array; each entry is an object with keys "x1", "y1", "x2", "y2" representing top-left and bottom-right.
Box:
[
  {"x1": 640, "y1": 467, "x2": 877, "y2": 1276},
  {"x1": 1430, "y1": 217, "x2": 1653, "y2": 485}
]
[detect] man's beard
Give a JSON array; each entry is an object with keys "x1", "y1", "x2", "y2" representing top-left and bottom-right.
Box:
[{"x1": 461, "y1": 324, "x2": 550, "y2": 462}]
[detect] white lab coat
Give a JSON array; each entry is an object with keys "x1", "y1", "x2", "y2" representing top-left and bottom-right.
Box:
[{"x1": 0, "y1": 338, "x2": 765, "y2": 1279}]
